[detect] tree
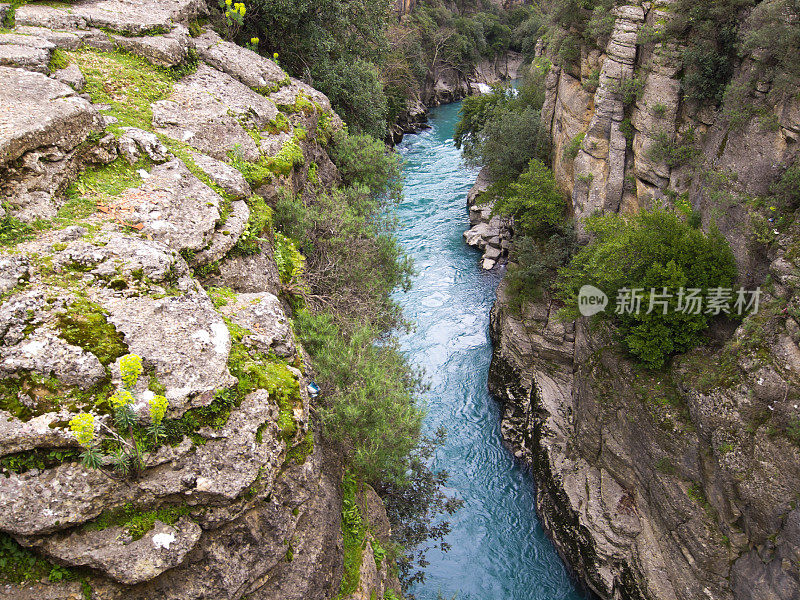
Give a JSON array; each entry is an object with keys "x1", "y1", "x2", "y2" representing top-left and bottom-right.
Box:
[
  {"x1": 557, "y1": 210, "x2": 738, "y2": 368},
  {"x1": 493, "y1": 159, "x2": 566, "y2": 236}
]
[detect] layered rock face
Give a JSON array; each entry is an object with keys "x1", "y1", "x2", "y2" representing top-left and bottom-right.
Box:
[
  {"x1": 0, "y1": 2, "x2": 398, "y2": 598},
  {"x1": 489, "y1": 2, "x2": 800, "y2": 600}
]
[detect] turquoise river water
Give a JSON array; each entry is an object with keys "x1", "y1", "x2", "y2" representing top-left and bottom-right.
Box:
[{"x1": 393, "y1": 101, "x2": 587, "y2": 600}]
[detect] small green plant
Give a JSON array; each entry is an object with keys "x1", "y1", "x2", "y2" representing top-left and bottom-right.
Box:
[
  {"x1": 581, "y1": 69, "x2": 600, "y2": 93},
  {"x1": 336, "y1": 472, "x2": 366, "y2": 599},
  {"x1": 271, "y1": 136, "x2": 305, "y2": 175},
  {"x1": 647, "y1": 129, "x2": 701, "y2": 168},
  {"x1": 274, "y1": 232, "x2": 306, "y2": 288},
  {"x1": 0, "y1": 532, "x2": 81, "y2": 584},
  {"x1": 655, "y1": 457, "x2": 676, "y2": 474},
  {"x1": 48, "y1": 49, "x2": 70, "y2": 72},
  {"x1": 370, "y1": 539, "x2": 386, "y2": 565},
  {"x1": 68, "y1": 353, "x2": 169, "y2": 479},
  {"x1": 614, "y1": 76, "x2": 646, "y2": 107},
  {"x1": 0, "y1": 210, "x2": 38, "y2": 246},
  {"x1": 85, "y1": 503, "x2": 192, "y2": 539},
  {"x1": 563, "y1": 132, "x2": 585, "y2": 160}
]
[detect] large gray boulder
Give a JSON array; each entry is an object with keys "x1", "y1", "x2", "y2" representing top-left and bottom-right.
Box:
[
  {"x1": 0, "y1": 327, "x2": 107, "y2": 389},
  {"x1": 0, "y1": 66, "x2": 102, "y2": 168},
  {"x1": 193, "y1": 198, "x2": 250, "y2": 267},
  {"x1": 192, "y1": 29, "x2": 286, "y2": 90},
  {"x1": 35, "y1": 518, "x2": 202, "y2": 585},
  {"x1": 101, "y1": 288, "x2": 235, "y2": 412},
  {"x1": 152, "y1": 64, "x2": 279, "y2": 162},
  {"x1": 190, "y1": 151, "x2": 251, "y2": 199},
  {"x1": 15, "y1": 0, "x2": 206, "y2": 35},
  {"x1": 219, "y1": 292, "x2": 296, "y2": 357},
  {"x1": 112, "y1": 27, "x2": 190, "y2": 68},
  {"x1": 121, "y1": 159, "x2": 223, "y2": 254}
]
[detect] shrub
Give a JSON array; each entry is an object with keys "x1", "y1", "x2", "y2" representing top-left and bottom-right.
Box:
[
  {"x1": 563, "y1": 132, "x2": 585, "y2": 160},
  {"x1": 505, "y1": 228, "x2": 577, "y2": 306},
  {"x1": 294, "y1": 309, "x2": 422, "y2": 483},
  {"x1": 647, "y1": 129, "x2": 701, "y2": 168},
  {"x1": 314, "y1": 57, "x2": 389, "y2": 139},
  {"x1": 669, "y1": 0, "x2": 757, "y2": 103},
  {"x1": 557, "y1": 209, "x2": 737, "y2": 368},
  {"x1": 465, "y1": 105, "x2": 550, "y2": 184},
  {"x1": 614, "y1": 76, "x2": 645, "y2": 107},
  {"x1": 275, "y1": 186, "x2": 411, "y2": 329},
  {"x1": 494, "y1": 159, "x2": 567, "y2": 237},
  {"x1": 329, "y1": 131, "x2": 402, "y2": 201},
  {"x1": 771, "y1": 159, "x2": 800, "y2": 211}
]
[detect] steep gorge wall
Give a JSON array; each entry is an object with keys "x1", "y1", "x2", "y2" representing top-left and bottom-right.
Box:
[
  {"x1": 488, "y1": 2, "x2": 800, "y2": 600},
  {"x1": 0, "y1": 1, "x2": 399, "y2": 598}
]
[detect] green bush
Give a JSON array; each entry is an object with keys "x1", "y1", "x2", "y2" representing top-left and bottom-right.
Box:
[
  {"x1": 614, "y1": 76, "x2": 645, "y2": 107},
  {"x1": 557, "y1": 209, "x2": 737, "y2": 368},
  {"x1": 494, "y1": 159, "x2": 567, "y2": 237},
  {"x1": 294, "y1": 310, "x2": 422, "y2": 483},
  {"x1": 563, "y1": 132, "x2": 585, "y2": 160},
  {"x1": 647, "y1": 129, "x2": 701, "y2": 168},
  {"x1": 314, "y1": 57, "x2": 389, "y2": 139},
  {"x1": 505, "y1": 228, "x2": 577, "y2": 306},
  {"x1": 771, "y1": 159, "x2": 800, "y2": 211},
  {"x1": 329, "y1": 131, "x2": 402, "y2": 200},
  {"x1": 462, "y1": 104, "x2": 550, "y2": 184},
  {"x1": 669, "y1": 0, "x2": 757, "y2": 103}
]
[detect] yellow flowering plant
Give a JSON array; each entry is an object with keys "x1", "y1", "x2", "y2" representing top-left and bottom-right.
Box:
[
  {"x1": 218, "y1": 0, "x2": 246, "y2": 38},
  {"x1": 67, "y1": 354, "x2": 169, "y2": 479}
]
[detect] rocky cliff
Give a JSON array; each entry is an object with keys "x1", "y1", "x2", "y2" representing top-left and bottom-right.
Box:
[
  {"x1": 488, "y1": 2, "x2": 800, "y2": 600},
  {"x1": 0, "y1": 2, "x2": 400, "y2": 598}
]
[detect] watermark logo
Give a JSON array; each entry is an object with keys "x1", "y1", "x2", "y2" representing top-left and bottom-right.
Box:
[
  {"x1": 577, "y1": 286, "x2": 762, "y2": 316},
  {"x1": 578, "y1": 285, "x2": 609, "y2": 316}
]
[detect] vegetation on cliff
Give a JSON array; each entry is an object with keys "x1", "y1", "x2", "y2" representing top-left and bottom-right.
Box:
[
  {"x1": 557, "y1": 210, "x2": 738, "y2": 367},
  {"x1": 220, "y1": 0, "x2": 540, "y2": 137}
]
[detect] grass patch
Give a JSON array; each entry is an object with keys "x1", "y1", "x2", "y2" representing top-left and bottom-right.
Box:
[
  {"x1": 56, "y1": 297, "x2": 129, "y2": 365},
  {"x1": 48, "y1": 48, "x2": 70, "y2": 71},
  {"x1": 207, "y1": 286, "x2": 237, "y2": 308},
  {"x1": 84, "y1": 503, "x2": 192, "y2": 540},
  {"x1": 0, "y1": 211, "x2": 39, "y2": 246},
  {"x1": 65, "y1": 48, "x2": 176, "y2": 132}
]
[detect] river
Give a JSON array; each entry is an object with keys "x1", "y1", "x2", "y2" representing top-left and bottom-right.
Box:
[{"x1": 393, "y1": 101, "x2": 587, "y2": 600}]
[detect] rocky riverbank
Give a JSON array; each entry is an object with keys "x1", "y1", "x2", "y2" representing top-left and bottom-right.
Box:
[
  {"x1": 463, "y1": 167, "x2": 512, "y2": 270},
  {"x1": 0, "y1": 2, "x2": 399, "y2": 598}
]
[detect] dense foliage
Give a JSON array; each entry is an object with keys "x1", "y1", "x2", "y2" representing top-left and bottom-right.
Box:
[
  {"x1": 557, "y1": 210, "x2": 737, "y2": 368},
  {"x1": 272, "y1": 128, "x2": 457, "y2": 588},
  {"x1": 221, "y1": 0, "x2": 538, "y2": 137},
  {"x1": 454, "y1": 64, "x2": 550, "y2": 186}
]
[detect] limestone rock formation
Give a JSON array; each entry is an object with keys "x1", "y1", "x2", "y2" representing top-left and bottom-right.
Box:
[{"x1": 463, "y1": 167, "x2": 512, "y2": 270}]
